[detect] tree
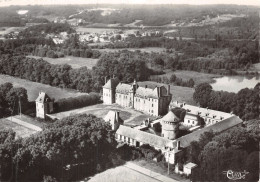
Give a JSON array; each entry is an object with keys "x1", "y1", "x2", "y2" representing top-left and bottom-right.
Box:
[{"x1": 193, "y1": 83, "x2": 213, "y2": 107}]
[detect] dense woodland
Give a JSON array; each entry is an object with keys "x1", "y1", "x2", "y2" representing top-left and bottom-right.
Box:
[
  {"x1": 193, "y1": 82, "x2": 259, "y2": 120},
  {"x1": 0, "y1": 82, "x2": 28, "y2": 118},
  {"x1": 185, "y1": 119, "x2": 259, "y2": 181},
  {"x1": 0, "y1": 114, "x2": 116, "y2": 181}
]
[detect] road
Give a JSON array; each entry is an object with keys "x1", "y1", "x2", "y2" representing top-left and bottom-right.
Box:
[{"x1": 7, "y1": 116, "x2": 42, "y2": 131}]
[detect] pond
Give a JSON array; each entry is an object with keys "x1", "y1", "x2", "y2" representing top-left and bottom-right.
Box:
[{"x1": 211, "y1": 75, "x2": 260, "y2": 93}]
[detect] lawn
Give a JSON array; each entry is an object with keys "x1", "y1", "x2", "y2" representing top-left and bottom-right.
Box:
[
  {"x1": 0, "y1": 118, "x2": 37, "y2": 138},
  {"x1": 88, "y1": 165, "x2": 159, "y2": 182},
  {"x1": 138, "y1": 81, "x2": 196, "y2": 105},
  {"x1": 27, "y1": 56, "x2": 99, "y2": 69},
  {"x1": 132, "y1": 160, "x2": 189, "y2": 182},
  {"x1": 95, "y1": 47, "x2": 166, "y2": 53},
  {"x1": 49, "y1": 103, "x2": 153, "y2": 125},
  {"x1": 251, "y1": 63, "x2": 260, "y2": 72},
  {"x1": 159, "y1": 70, "x2": 221, "y2": 85},
  {"x1": 0, "y1": 74, "x2": 87, "y2": 101}
]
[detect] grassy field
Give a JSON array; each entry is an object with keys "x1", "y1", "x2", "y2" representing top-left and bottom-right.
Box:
[
  {"x1": 27, "y1": 56, "x2": 99, "y2": 69},
  {"x1": 251, "y1": 63, "x2": 260, "y2": 72},
  {"x1": 49, "y1": 104, "x2": 153, "y2": 125},
  {"x1": 88, "y1": 164, "x2": 159, "y2": 182},
  {"x1": 76, "y1": 27, "x2": 118, "y2": 34},
  {"x1": 132, "y1": 160, "x2": 188, "y2": 182},
  {"x1": 138, "y1": 81, "x2": 196, "y2": 105},
  {"x1": 0, "y1": 118, "x2": 37, "y2": 138},
  {"x1": 95, "y1": 47, "x2": 166, "y2": 53},
  {"x1": 0, "y1": 74, "x2": 87, "y2": 101},
  {"x1": 157, "y1": 70, "x2": 221, "y2": 85}
]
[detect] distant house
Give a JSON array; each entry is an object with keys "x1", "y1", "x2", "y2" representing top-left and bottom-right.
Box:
[{"x1": 35, "y1": 92, "x2": 54, "y2": 119}]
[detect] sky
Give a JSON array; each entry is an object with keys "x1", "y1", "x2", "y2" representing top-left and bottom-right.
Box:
[{"x1": 0, "y1": 0, "x2": 259, "y2": 6}]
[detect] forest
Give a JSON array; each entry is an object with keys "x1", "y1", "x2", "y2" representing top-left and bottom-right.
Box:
[
  {"x1": 0, "y1": 114, "x2": 116, "y2": 181},
  {"x1": 0, "y1": 82, "x2": 28, "y2": 118},
  {"x1": 185, "y1": 119, "x2": 259, "y2": 181},
  {"x1": 193, "y1": 82, "x2": 259, "y2": 120}
]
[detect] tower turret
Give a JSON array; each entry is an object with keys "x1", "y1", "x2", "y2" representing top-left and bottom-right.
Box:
[{"x1": 161, "y1": 110, "x2": 180, "y2": 140}]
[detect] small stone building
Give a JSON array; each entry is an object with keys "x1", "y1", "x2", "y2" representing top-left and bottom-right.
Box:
[
  {"x1": 35, "y1": 92, "x2": 54, "y2": 119},
  {"x1": 103, "y1": 110, "x2": 123, "y2": 130},
  {"x1": 183, "y1": 162, "x2": 197, "y2": 176},
  {"x1": 183, "y1": 113, "x2": 198, "y2": 127}
]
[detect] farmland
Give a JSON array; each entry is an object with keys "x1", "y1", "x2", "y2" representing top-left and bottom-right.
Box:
[
  {"x1": 27, "y1": 56, "x2": 99, "y2": 69},
  {"x1": 157, "y1": 70, "x2": 221, "y2": 85},
  {"x1": 0, "y1": 74, "x2": 87, "y2": 101},
  {"x1": 95, "y1": 47, "x2": 166, "y2": 53}
]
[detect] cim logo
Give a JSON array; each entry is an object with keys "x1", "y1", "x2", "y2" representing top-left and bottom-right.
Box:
[{"x1": 223, "y1": 170, "x2": 249, "y2": 180}]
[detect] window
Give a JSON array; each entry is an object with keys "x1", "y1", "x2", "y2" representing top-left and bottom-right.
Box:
[
  {"x1": 188, "y1": 120, "x2": 190, "y2": 123},
  {"x1": 152, "y1": 104, "x2": 153, "y2": 107},
  {"x1": 192, "y1": 121, "x2": 194, "y2": 124}
]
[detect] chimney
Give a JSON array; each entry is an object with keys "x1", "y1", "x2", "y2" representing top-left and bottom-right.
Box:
[
  {"x1": 115, "y1": 111, "x2": 119, "y2": 122},
  {"x1": 145, "y1": 85, "x2": 147, "y2": 88},
  {"x1": 158, "y1": 87, "x2": 161, "y2": 97},
  {"x1": 177, "y1": 141, "x2": 181, "y2": 150},
  {"x1": 167, "y1": 85, "x2": 170, "y2": 95}
]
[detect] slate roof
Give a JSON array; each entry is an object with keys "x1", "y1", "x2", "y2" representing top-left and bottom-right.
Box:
[
  {"x1": 103, "y1": 78, "x2": 119, "y2": 89},
  {"x1": 116, "y1": 125, "x2": 175, "y2": 149},
  {"x1": 170, "y1": 101, "x2": 232, "y2": 120},
  {"x1": 162, "y1": 111, "x2": 179, "y2": 123},
  {"x1": 184, "y1": 162, "x2": 197, "y2": 169},
  {"x1": 104, "y1": 110, "x2": 123, "y2": 125},
  {"x1": 35, "y1": 92, "x2": 52, "y2": 103},
  {"x1": 176, "y1": 115, "x2": 243, "y2": 148},
  {"x1": 135, "y1": 87, "x2": 159, "y2": 99},
  {"x1": 116, "y1": 83, "x2": 132, "y2": 93}
]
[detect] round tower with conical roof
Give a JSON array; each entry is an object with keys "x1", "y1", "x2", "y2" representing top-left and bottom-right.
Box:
[{"x1": 161, "y1": 111, "x2": 180, "y2": 140}]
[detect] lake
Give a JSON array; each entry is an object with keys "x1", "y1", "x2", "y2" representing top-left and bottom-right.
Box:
[{"x1": 211, "y1": 75, "x2": 260, "y2": 93}]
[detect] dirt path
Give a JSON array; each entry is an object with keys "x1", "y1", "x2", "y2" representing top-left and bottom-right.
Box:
[{"x1": 6, "y1": 116, "x2": 42, "y2": 131}]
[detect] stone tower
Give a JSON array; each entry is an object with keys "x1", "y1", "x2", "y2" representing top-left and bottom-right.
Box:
[
  {"x1": 129, "y1": 79, "x2": 138, "y2": 108},
  {"x1": 102, "y1": 78, "x2": 119, "y2": 105},
  {"x1": 161, "y1": 110, "x2": 180, "y2": 140},
  {"x1": 35, "y1": 92, "x2": 54, "y2": 119}
]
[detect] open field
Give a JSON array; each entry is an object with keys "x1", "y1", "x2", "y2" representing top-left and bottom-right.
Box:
[
  {"x1": 156, "y1": 70, "x2": 220, "y2": 85},
  {"x1": 132, "y1": 160, "x2": 188, "y2": 182},
  {"x1": 0, "y1": 27, "x2": 25, "y2": 35},
  {"x1": 0, "y1": 74, "x2": 87, "y2": 101},
  {"x1": 49, "y1": 104, "x2": 154, "y2": 125},
  {"x1": 95, "y1": 47, "x2": 166, "y2": 53},
  {"x1": 27, "y1": 56, "x2": 99, "y2": 69},
  {"x1": 88, "y1": 164, "x2": 159, "y2": 182},
  {"x1": 250, "y1": 63, "x2": 260, "y2": 73},
  {"x1": 138, "y1": 81, "x2": 196, "y2": 105},
  {"x1": 0, "y1": 118, "x2": 37, "y2": 138},
  {"x1": 76, "y1": 27, "x2": 118, "y2": 34}
]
